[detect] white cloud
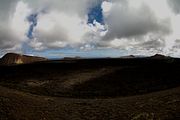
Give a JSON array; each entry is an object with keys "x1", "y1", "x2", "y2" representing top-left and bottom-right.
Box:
[
  {"x1": 101, "y1": 0, "x2": 180, "y2": 56},
  {"x1": 30, "y1": 10, "x2": 96, "y2": 50},
  {"x1": 10, "y1": 1, "x2": 30, "y2": 40},
  {"x1": 101, "y1": 1, "x2": 112, "y2": 13},
  {"x1": 0, "y1": 0, "x2": 180, "y2": 57},
  {"x1": 0, "y1": 1, "x2": 30, "y2": 54}
]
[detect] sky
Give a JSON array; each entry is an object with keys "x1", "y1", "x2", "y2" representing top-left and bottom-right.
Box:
[{"x1": 0, "y1": 0, "x2": 180, "y2": 58}]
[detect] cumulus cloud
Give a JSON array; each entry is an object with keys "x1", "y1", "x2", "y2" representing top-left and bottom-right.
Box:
[
  {"x1": 0, "y1": 0, "x2": 30, "y2": 54},
  {"x1": 99, "y1": 0, "x2": 174, "y2": 55},
  {"x1": 28, "y1": 9, "x2": 101, "y2": 50},
  {"x1": 25, "y1": 0, "x2": 103, "y2": 18},
  {"x1": 23, "y1": 0, "x2": 107, "y2": 51},
  {"x1": 0, "y1": 0, "x2": 104, "y2": 54},
  {"x1": 0, "y1": 0, "x2": 18, "y2": 50},
  {"x1": 103, "y1": 1, "x2": 171, "y2": 40},
  {"x1": 0, "y1": 0, "x2": 180, "y2": 57}
]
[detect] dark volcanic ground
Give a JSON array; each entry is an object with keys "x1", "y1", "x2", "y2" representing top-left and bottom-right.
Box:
[{"x1": 0, "y1": 57, "x2": 180, "y2": 120}]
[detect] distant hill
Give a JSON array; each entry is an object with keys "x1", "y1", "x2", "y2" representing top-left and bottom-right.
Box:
[
  {"x1": 0, "y1": 53, "x2": 47, "y2": 65},
  {"x1": 63, "y1": 56, "x2": 81, "y2": 60},
  {"x1": 121, "y1": 55, "x2": 136, "y2": 59},
  {"x1": 150, "y1": 54, "x2": 171, "y2": 59}
]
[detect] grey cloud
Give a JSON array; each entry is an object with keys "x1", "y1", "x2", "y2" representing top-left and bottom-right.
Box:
[
  {"x1": 139, "y1": 39, "x2": 165, "y2": 50},
  {"x1": 168, "y1": 0, "x2": 180, "y2": 14},
  {"x1": 0, "y1": 26, "x2": 22, "y2": 52},
  {"x1": 126, "y1": 38, "x2": 165, "y2": 55},
  {"x1": 0, "y1": 0, "x2": 18, "y2": 19},
  {"x1": 30, "y1": 26, "x2": 69, "y2": 50},
  {"x1": 25, "y1": 0, "x2": 102, "y2": 18},
  {"x1": 0, "y1": 0, "x2": 21, "y2": 51},
  {"x1": 103, "y1": 3, "x2": 171, "y2": 41},
  {"x1": 167, "y1": 39, "x2": 180, "y2": 57},
  {"x1": 172, "y1": 39, "x2": 180, "y2": 49},
  {"x1": 0, "y1": 28, "x2": 14, "y2": 49}
]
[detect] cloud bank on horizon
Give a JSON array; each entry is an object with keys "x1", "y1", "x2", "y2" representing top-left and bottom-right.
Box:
[{"x1": 0, "y1": 0, "x2": 180, "y2": 57}]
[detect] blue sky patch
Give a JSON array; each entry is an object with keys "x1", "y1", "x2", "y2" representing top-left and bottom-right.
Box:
[
  {"x1": 27, "y1": 13, "x2": 38, "y2": 39},
  {"x1": 88, "y1": 2, "x2": 104, "y2": 25},
  {"x1": 30, "y1": 48, "x2": 126, "y2": 59}
]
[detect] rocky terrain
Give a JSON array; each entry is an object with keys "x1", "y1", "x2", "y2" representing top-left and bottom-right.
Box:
[{"x1": 0, "y1": 54, "x2": 180, "y2": 120}]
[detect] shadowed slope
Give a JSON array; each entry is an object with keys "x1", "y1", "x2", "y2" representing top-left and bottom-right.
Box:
[{"x1": 0, "y1": 57, "x2": 180, "y2": 98}]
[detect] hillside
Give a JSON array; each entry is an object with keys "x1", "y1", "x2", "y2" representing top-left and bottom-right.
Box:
[
  {"x1": 149, "y1": 54, "x2": 170, "y2": 59},
  {"x1": 0, "y1": 57, "x2": 180, "y2": 119},
  {"x1": 0, "y1": 53, "x2": 47, "y2": 65},
  {"x1": 0, "y1": 85, "x2": 179, "y2": 120}
]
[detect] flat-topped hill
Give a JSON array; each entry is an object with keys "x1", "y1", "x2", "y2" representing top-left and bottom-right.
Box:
[{"x1": 0, "y1": 53, "x2": 47, "y2": 65}]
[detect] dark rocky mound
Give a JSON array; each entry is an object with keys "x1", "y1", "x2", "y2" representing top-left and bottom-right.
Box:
[
  {"x1": 121, "y1": 55, "x2": 136, "y2": 58},
  {"x1": 150, "y1": 54, "x2": 170, "y2": 59},
  {"x1": 0, "y1": 53, "x2": 47, "y2": 65}
]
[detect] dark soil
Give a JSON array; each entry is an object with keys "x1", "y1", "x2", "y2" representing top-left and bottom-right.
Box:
[{"x1": 0, "y1": 57, "x2": 180, "y2": 119}]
